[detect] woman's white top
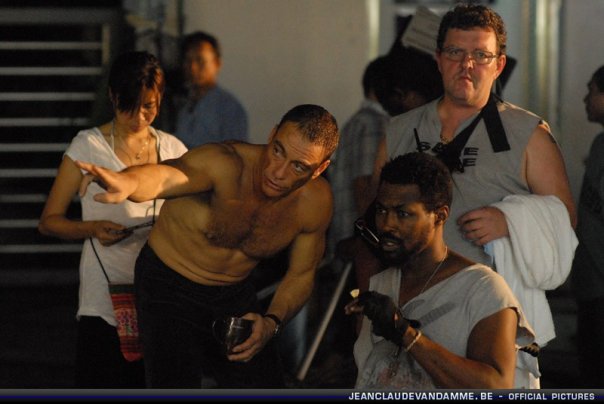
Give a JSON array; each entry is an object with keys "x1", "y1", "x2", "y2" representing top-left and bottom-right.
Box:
[{"x1": 64, "y1": 127, "x2": 187, "y2": 326}]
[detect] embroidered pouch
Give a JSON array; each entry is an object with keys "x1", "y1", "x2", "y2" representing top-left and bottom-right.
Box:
[{"x1": 108, "y1": 283, "x2": 143, "y2": 362}]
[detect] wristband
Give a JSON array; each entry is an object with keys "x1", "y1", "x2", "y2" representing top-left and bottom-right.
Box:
[
  {"x1": 404, "y1": 329, "x2": 422, "y2": 352},
  {"x1": 263, "y1": 313, "x2": 283, "y2": 337}
]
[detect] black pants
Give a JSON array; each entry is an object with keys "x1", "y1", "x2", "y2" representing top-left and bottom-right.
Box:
[
  {"x1": 134, "y1": 243, "x2": 285, "y2": 388},
  {"x1": 75, "y1": 316, "x2": 145, "y2": 388}
]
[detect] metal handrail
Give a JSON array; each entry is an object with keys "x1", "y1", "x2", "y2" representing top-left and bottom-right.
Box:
[{"x1": 296, "y1": 259, "x2": 353, "y2": 381}]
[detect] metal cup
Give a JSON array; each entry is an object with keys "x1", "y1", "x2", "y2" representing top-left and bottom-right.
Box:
[{"x1": 211, "y1": 316, "x2": 254, "y2": 354}]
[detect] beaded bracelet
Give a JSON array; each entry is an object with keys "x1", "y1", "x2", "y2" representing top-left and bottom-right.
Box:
[{"x1": 404, "y1": 329, "x2": 422, "y2": 352}]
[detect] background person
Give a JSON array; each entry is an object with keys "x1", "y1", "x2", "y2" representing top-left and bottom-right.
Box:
[
  {"x1": 348, "y1": 48, "x2": 444, "y2": 294},
  {"x1": 38, "y1": 51, "x2": 187, "y2": 388},
  {"x1": 571, "y1": 65, "x2": 604, "y2": 388},
  {"x1": 328, "y1": 56, "x2": 390, "y2": 259},
  {"x1": 376, "y1": 47, "x2": 443, "y2": 118},
  {"x1": 174, "y1": 31, "x2": 248, "y2": 148}
]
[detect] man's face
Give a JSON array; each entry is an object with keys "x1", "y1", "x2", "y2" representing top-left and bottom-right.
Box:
[
  {"x1": 436, "y1": 28, "x2": 506, "y2": 107},
  {"x1": 261, "y1": 122, "x2": 330, "y2": 198},
  {"x1": 374, "y1": 183, "x2": 438, "y2": 266},
  {"x1": 183, "y1": 41, "x2": 221, "y2": 90},
  {"x1": 584, "y1": 79, "x2": 604, "y2": 125}
]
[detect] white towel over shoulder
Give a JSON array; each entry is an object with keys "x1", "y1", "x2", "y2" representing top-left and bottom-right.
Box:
[{"x1": 485, "y1": 194, "x2": 578, "y2": 347}]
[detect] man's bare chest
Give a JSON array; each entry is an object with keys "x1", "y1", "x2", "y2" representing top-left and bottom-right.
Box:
[{"x1": 208, "y1": 197, "x2": 300, "y2": 258}]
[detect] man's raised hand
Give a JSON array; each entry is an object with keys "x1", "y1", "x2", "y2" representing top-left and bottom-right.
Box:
[{"x1": 74, "y1": 161, "x2": 138, "y2": 204}]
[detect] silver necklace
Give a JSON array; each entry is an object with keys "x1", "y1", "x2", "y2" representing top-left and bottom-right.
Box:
[
  {"x1": 387, "y1": 246, "x2": 448, "y2": 379},
  {"x1": 111, "y1": 120, "x2": 150, "y2": 162},
  {"x1": 416, "y1": 246, "x2": 449, "y2": 295}
]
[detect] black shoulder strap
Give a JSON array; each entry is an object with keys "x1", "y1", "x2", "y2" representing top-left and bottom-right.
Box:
[
  {"x1": 434, "y1": 109, "x2": 483, "y2": 173},
  {"x1": 89, "y1": 238, "x2": 111, "y2": 283},
  {"x1": 431, "y1": 93, "x2": 509, "y2": 172},
  {"x1": 483, "y1": 93, "x2": 510, "y2": 153}
]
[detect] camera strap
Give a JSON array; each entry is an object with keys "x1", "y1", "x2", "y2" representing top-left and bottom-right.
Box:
[{"x1": 415, "y1": 93, "x2": 511, "y2": 172}]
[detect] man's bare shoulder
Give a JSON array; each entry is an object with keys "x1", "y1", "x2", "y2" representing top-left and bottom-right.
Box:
[
  {"x1": 297, "y1": 175, "x2": 333, "y2": 232},
  {"x1": 227, "y1": 141, "x2": 265, "y2": 158},
  {"x1": 301, "y1": 174, "x2": 332, "y2": 202},
  {"x1": 179, "y1": 141, "x2": 257, "y2": 178}
]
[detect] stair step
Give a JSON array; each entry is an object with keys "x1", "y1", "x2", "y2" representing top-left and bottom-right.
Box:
[
  {"x1": 1, "y1": 251, "x2": 80, "y2": 270},
  {"x1": 0, "y1": 100, "x2": 94, "y2": 118},
  {"x1": 1, "y1": 151, "x2": 67, "y2": 169},
  {"x1": 0, "y1": 268, "x2": 78, "y2": 287},
  {"x1": 0, "y1": 201, "x2": 79, "y2": 219},
  {"x1": 0, "y1": 228, "x2": 83, "y2": 244},
  {"x1": 0, "y1": 126, "x2": 84, "y2": 143},
  {"x1": 0, "y1": 75, "x2": 99, "y2": 92},
  {"x1": 0, "y1": 178, "x2": 55, "y2": 193}
]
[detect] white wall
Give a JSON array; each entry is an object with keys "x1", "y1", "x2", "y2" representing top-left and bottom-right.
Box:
[
  {"x1": 491, "y1": 0, "x2": 526, "y2": 107},
  {"x1": 182, "y1": 0, "x2": 373, "y2": 144}
]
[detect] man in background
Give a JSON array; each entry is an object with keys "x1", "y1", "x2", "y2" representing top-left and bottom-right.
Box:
[
  {"x1": 571, "y1": 65, "x2": 604, "y2": 388},
  {"x1": 175, "y1": 31, "x2": 248, "y2": 148},
  {"x1": 327, "y1": 56, "x2": 390, "y2": 258}
]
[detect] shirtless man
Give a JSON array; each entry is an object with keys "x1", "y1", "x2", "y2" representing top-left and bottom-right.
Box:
[{"x1": 75, "y1": 104, "x2": 339, "y2": 388}]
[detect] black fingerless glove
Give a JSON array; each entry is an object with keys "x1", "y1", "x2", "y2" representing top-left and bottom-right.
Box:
[{"x1": 358, "y1": 291, "x2": 409, "y2": 345}]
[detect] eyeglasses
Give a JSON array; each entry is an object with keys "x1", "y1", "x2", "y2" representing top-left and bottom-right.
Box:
[{"x1": 441, "y1": 47, "x2": 499, "y2": 65}]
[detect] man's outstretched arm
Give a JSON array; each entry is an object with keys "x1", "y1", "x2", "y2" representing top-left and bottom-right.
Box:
[{"x1": 75, "y1": 143, "x2": 236, "y2": 203}]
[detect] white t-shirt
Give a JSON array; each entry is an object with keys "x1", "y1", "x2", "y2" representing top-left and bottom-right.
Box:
[
  {"x1": 354, "y1": 264, "x2": 535, "y2": 389},
  {"x1": 65, "y1": 127, "x2": 187, "y2": 326}
]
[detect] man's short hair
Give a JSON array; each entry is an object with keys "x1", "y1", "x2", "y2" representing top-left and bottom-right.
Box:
[
  {"x1": 379, "y1": 152, "x2": 452, "y2": 212},
  {"x1": 276, "y1": 104, "x2": 340, "y2": 160},
  {"x1": 436, "y1": 3, "x2": 507, "y2": 56},
  {"x1": 181, "y1": 31, "x2": 221, "y2": 59},
  {"x1": 375, "y1": 49, "x2": 443, "y2": 116},
  {"x1": 362, "y1": 56, "x2": 389, "y2": 98},
  {"x1": 592, "y1": 66, "x2": 604, "y2": 92}
]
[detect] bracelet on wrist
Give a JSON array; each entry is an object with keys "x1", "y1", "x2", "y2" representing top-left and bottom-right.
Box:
[
  {"x1": 404, "y1": 329, "x2": 422, "y2": 352},
  {"x1": 263, "y1": 313, "x2": 283, "y2": 338}
]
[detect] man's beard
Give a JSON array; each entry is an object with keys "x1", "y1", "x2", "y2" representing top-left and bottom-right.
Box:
[{"x1": 378, "y1": 232, "x2": 413, "y2": 267}]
